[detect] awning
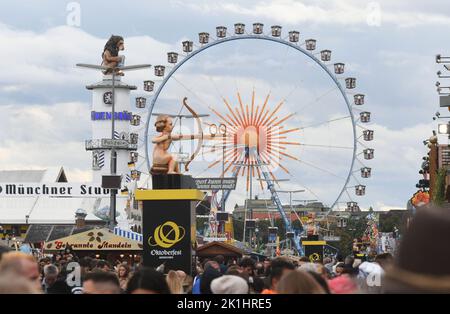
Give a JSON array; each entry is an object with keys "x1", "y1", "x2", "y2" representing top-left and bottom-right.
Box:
[{"x1": 43, "y1": 227, "x2": 143, "y2": 252}]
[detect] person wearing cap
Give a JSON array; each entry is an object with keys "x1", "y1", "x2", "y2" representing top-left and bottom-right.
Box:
[{"x1": 210, "y1": 275, "x2": 249, "y2": 294}]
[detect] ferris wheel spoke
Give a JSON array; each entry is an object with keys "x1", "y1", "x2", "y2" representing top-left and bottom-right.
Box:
[
  {"x1": 170, "y1": 75, "x2": 211, "y2": 109},
  {"x1": 344, "y1": 188, "x2": 355, "y2": 202},
  {"x1": 296, "y1": 158, "x2": 346, "y2": 180},
  {"x1": 299, "y1": 115, "x2": 351, "y2": 130},
  {"x1": 299, "y1": 143, "x2": 354, "y2": 150},
  {"x1": 296, "y1": 86, "x2": 338, "y2": 114}
]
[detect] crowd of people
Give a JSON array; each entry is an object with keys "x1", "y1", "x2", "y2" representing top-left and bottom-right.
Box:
[
  {"x1": 0, "y1": 244, "x2": 391, "y2": 294},
  {"x1": 0, "y1": 204, "x2": 449, "y2": 294}
]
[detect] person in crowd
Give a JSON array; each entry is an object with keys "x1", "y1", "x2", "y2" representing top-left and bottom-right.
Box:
[
  {"x1": 211, "y1": 275, "x2": 249, "y2": 294},
  {"x1": 175, "y1": 270, "x2": 192, "y2": 293},
  {"x1": 42, "y1": 264, "x2": 59, "y2": 293},
  {"x1": 334, "y1": 262, "x2": 345, "y2": 276},
  {"x1": 357, "y1": 259, "x2": 383, "y2": 294},
  {"x1": 126, "y1": 267, "x2": 170, "y2": 294},
  {"x1": 307, "y1": 270, "x2": 331, "y2": 293},
  {"x1": 255, "y1": 262, "x2": 265, "y2": 276},
  {"x1": 239, "y1": 257, "x2": 256, "y2": 278},
  {"x1": 261, "y1": 257, "x2": 295, "y2": 294},
  {"x1": 263, "y1": 259, "x2": 271, "y2": 277},
  {"x1": 225, "y1": 265, "x2": 243, "y2": 276},
  {"x1": 323, "y1": 256, "x2": 334, "y2": 274},
  {"x1": 251, "y1": 275, "x2": 265, "y2": 294},
  {"x1": 117, "y1": 263, "x2": 131, "y2": 291},
  {"x1": 383, "y1": 205, "x2": 450, "y2": 293},
  {"x1": 193, "y1": 260, "x2": 220, "y2": 294},
  {"x1": 276, "y1": 270, "x2": 326, "y2": 294},
  {"x1": 82, "y1": 270, "x2": 121, "y2": 294},
  {"x1": 0, "y1": 245, "x2": 11, "y2": 261},
  {"x1": 213, "y1": 255, "x2": 228, "y2": 274},
  {"x1": 95, "y1": 260, "x2": 111, "y2": 272},
  {"x1": 327, "y1": 272, "x2": 359, "y2": 294},
  {"x1": 297, "y1": 256, "x2": 310, "y2": 267},
  {"x1": 191, "y1": 262, "x2": 203, "y2": 294},
  {"x1": 375, "y1": 253, "x2": 393, "y2": 271},
  {"x1": 0, "y1": 273, "x2": 42, "y2": 294},
  {"x1": 79, "y1": 256, "x2": 94, "y2": 278},
  {"x1": 200, "y1": 262, "x2": 222, "y2": 294},
  {"x1": 0, "y1": 252, "x2": 41, "y2": 292},
  {"x1": 166, "y1": 270, "x2": 184, "y2": 294}
]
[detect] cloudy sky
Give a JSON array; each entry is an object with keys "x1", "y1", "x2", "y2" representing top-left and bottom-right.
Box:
[{"x1": 1, "y1": 0, "x2": 449, "y2": 211}]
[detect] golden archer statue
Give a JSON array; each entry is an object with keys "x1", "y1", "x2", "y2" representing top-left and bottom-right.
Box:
[{"x1": 151, "y1": 98, "x2": 223, "y2": 175}]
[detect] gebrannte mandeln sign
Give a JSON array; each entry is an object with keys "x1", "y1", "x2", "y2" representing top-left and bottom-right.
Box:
[{"x1": 44, "y1": 228, "x2": 143, "y2": 251}]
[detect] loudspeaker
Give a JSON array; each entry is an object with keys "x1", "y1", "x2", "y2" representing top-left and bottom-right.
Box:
[
  {"x1": 245, "y1": 219, "x2": 256, "y2": 229},
  {"x1": 216, "y1": 212, "x2": 229, "y2": 222},
  {"x1": 102, "y1": 175, "x2": 122, "y2": 189}
]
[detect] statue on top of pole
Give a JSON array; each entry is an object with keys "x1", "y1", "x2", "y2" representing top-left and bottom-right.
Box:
[{"x1": 101, "y1": 35, "x2": 125, "y2": 76}]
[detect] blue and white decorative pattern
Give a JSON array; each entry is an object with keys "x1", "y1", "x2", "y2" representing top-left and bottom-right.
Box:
[
  {"x1": 92, "y1": 150, "x2": 105, "y2": 170},
  {"x1": 114, "y1": 227, "x2": 143, "y2": 242}
]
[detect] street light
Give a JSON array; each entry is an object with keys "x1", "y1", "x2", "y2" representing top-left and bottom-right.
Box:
[
  {"x1": 438, "y1": 123, "x2": 450, "y2": 134},
  {"x1": 76, "y1": 62, "x2": 151, "y2": 230}
]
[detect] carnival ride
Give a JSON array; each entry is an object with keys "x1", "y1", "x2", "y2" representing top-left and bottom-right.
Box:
[{"x1": 128, "y1": 23, "x2": 374, "y2": 255}]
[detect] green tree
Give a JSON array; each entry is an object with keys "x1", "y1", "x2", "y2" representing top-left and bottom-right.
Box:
[
  {"x1": 330, "y1": 214, "x2": 368, "y2": 257},
  {"x1": 433, "y1": 167, "x2": 447, "y2": 205}
]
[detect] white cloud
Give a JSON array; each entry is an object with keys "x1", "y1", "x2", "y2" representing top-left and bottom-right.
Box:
[{"x1": 171, "y1": 0, "x2": 450, "y2": 28}]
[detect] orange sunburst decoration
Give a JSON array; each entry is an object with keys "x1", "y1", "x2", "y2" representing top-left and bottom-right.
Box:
[{"x1": 205, "y1": 91, "x2": 300, "y2": 191}]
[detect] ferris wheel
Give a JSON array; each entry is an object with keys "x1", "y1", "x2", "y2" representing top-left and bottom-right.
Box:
[{"x1": 129, "y1": 23, "x2": 374, "y2": 252}]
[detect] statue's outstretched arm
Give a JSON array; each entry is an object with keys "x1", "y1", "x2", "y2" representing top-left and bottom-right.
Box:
[{"x1": 152, "y1": 134, "x2": 170, "y2": 143}]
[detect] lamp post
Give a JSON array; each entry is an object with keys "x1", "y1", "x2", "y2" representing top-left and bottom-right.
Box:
[{"x1": 76, "y1": 62, "x2": 151, "y2": 229}]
